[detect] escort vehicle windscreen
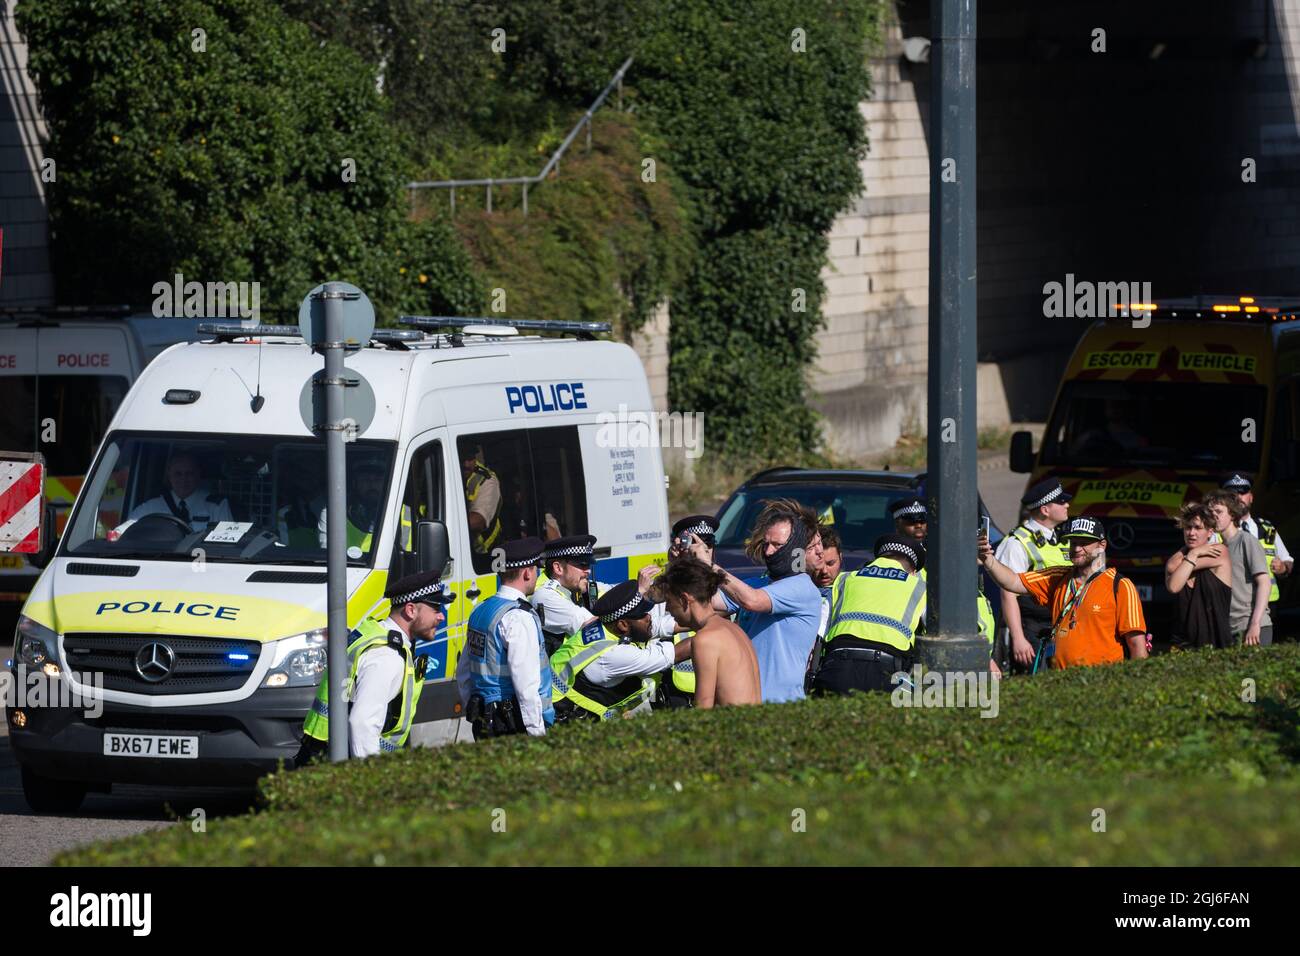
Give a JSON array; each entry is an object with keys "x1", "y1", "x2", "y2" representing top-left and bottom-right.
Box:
[
  {"x1": 60, "y1": 432, "x2": 395, "y2": 566},
  {"x1": 1040, "y1": 380, "x2": 1266, "y2": 472}
]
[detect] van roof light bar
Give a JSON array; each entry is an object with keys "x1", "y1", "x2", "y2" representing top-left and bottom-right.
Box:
[
  {"x1": 196, "y1": 323, "x2": 427, "y2": 347},
  {"x1": 399, "y1": 315, "x2": 611, "y2": 340},
  {"x1": 197, "y1": 323, "x2": 305, "y2": 340}
]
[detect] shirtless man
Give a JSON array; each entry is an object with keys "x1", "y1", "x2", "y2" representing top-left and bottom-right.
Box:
[{"x1": 657, "y1": 557, "x2": 761, "y2": 708}]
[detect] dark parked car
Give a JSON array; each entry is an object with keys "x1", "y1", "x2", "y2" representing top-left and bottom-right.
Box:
[{"x1": 712, "y1": 467, "x2": 1004, "y2": 578}]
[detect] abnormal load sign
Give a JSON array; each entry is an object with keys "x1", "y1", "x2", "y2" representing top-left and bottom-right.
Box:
[{"x1": 0, "y1": 454, "x2": 44, "y2": 554}]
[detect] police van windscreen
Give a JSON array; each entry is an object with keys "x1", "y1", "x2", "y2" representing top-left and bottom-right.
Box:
[
  {"x1": 715, "y1": 484, "x2": 898, "y2": 554},
  {"x1": 61, "y1": 432, "x2": 396, "y2": 565},
  {"x1": 0, "y1": 374, "x2": 129, "y2": 476},
  {"x1": 1040, "y1": 381, "x2": 1266, "y2": 470}
]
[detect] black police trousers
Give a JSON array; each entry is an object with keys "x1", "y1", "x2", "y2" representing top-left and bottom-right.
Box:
[{"x1": 811, "y1": 646, "x2": 909, "y2": 696}]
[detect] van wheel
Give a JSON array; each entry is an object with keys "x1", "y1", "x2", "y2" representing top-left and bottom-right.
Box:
[{"x1": 20, "y1": 765, "x2": 88, "y2": 814}]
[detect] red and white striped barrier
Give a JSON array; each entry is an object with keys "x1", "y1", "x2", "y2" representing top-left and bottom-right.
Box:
[{"x1": 0, "y1": 456, "x2": 44, "y2": 554}]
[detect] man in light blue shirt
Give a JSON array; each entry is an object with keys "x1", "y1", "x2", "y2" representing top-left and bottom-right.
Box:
[{"x1": 702, "y1": 498, "x2": 824, "y2": 703}]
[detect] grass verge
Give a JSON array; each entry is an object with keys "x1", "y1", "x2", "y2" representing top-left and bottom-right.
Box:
[{"x1": 60, "y1": 645, "x2": 1299, "y2": 865}]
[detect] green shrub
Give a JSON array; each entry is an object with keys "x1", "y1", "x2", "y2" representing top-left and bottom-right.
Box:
[{"x1": 56, "y1": 645, "x2": 1300, "y2": 866}]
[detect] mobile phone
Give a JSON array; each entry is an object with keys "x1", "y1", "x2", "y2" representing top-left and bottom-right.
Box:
[
  {"x1": 979, "y1": 515, "x2": 990, "y2": 539},
  {"x1": 674, "y1": 533, "x2": 692, "y2": 550}
]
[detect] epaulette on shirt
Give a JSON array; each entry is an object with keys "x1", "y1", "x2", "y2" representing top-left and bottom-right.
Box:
[{"x1": 386, "y1": 631, "x2": 406, "y2": 652}]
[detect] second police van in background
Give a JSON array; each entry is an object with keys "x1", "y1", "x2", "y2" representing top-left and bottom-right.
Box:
[
  {"x1": 6, "y1": 315, "x2": 668, "y2": 810},
  {"x1": 0, "y1": 307, "x2": 209, "y2": 633},
  {"x1": 1011, "y1": 295, "x2": 1300, "y2": 632}
]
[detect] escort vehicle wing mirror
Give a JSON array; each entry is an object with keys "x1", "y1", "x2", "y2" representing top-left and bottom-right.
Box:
[
  {"x1": 1009, "y1": 431, "x2": 1035, "y2": 474},
  {"x1": 417, "y1": 520, "x2": 450, "y2": 577}
]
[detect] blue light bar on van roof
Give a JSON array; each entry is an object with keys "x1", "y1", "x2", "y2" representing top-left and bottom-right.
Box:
[
  {"x1": 197, "y1": 323, "x2": 303, "y2": 339},
  {"x1": 195, "y1": 323, "x2": 425, "y2": 344},
  {"x1": 399, "y1": 315, "x2": 612, "y2": 336}
]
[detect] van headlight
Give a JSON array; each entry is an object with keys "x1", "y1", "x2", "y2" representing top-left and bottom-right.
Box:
[
  {"x1": 260, "y1": 628, "x2": 327, "y2": 688},
  {"x1": 15, "y1": 616, "x2": 60, "y2": 675}
]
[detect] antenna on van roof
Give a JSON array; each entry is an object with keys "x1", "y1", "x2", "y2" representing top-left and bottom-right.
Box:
[{"x1": 399, "y1": 315, "x2": 612, "y2": 341}]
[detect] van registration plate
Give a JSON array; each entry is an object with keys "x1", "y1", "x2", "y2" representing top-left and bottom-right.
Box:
[{"x1": 103, "y1": 733, "x2": 198, "y2": 759}]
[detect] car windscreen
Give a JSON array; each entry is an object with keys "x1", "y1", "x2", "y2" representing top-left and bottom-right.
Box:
[
  {"x1": 1040, "y1": 380, "x2": 1266, "y2": 470},
  {"x1": 715, "y1": 483, "x2": 902, "y2": 553},
  {"x1": 0, "y1": 374, "x2": 129, "y2": 478},
  {"x1": 62, "y1": 432, "x2": 396, "y2": 565}
]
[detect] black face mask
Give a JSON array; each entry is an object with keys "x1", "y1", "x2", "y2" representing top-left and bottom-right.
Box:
[{"x1": 765, "y1": 521, "x2": 810, "y2": 580}]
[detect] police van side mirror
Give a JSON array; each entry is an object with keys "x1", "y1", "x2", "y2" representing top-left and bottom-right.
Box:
[
  {"x1": 417, "y1": 520, "x2": 450, "y2": 576},
  {"x1": 1009, "y1": 431, "x2": 1035, "y2": 474},
  {"x1": 27, "y1": 504, "x2": 58, "y2": 571}
]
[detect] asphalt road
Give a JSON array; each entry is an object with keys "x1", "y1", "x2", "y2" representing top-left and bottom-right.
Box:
[
  {"x1": 1, "y1": 458, "x2": 1030, "y2": 867},
  {"x1": 0, "y1": 721, "x2": 258, "y2": 866}
]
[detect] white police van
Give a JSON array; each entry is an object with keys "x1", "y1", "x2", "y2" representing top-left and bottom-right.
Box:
[{"x1": 6, "y1": 316, "x2": 668, "y2": 810}]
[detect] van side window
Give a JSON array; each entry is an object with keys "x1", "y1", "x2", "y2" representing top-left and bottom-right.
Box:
[
  {"x1": 458, "y1": 426, "x2": 588, "y2": 574},
  {"x1": 392, "y1": 440, "x2": 444, "y2": 579}
]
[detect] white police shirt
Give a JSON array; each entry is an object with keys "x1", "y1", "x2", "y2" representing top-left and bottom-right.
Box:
[
  {"x1": 582, "y1": 639, "x2": 675, "y2": 686},
  {"x1": 129, "y1": 488, "x2": 233, "y2": 533},
  {"x1": 994, "y1": 517, "x2": 1056, "y2": 575},
  {"x1": 456, "y1": 584, "x2": 547, "y2": 736},
  {"x1": 649, "y1": 602, "x2": 678, "y2": 640},
  {"x1": 348, "y1": 614, "x2": 410, "y2": 758},
  {"x1": 532, "y1": 577, "x2": 608, "y2": 636}
]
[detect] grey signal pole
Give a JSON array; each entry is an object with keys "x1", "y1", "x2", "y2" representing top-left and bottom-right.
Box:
[
  {"x1": 321, "y1": 284, "x2": 350, "y2": 761},
  {"x1": 918, "y1": 0, "x2": 987, "y2": 672}
]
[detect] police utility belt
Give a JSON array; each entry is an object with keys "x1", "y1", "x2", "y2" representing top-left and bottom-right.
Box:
[
  {"x1": 823, "y1": 638, "x2": 909, "y2": 670},
  {"x1": 465, "y1": 693, "x2": 525, "y2": 736}
]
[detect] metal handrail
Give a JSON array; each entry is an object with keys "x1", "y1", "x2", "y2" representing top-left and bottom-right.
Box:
[{"x1": 407, "y1": 56, "x2": 633, "y2": 216}]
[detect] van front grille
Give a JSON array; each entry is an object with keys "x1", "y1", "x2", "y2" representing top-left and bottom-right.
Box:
[{"x1": 62, "y1": 633, "x2": 261, "y2": 696}]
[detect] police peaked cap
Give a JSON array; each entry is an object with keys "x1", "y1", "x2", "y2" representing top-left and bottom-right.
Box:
[
  {"x1": 888, "y1": 497, "x2": 928, "y2": 520},
  {"x1": 873, "y1": 533, "x2": 926, "y2": 570},
  {"x1": 1221, "y1": 473, "x2": 1253, "y2": 493},
  {"x1": 385, "y1": 570, "x2": 454, "y2": 607},
  {"x1": 671, "y1": 514, "x2": 720, "y2": 541},
  {"x1": 500, "y1": 536, "x2": 546, "y2": 569},
  {"x1": 543, "y1": 534, "x2": 598, "y2": 565},
  {"x1": 591, "y1": 579, "x2": 656, "y2": 624},
  {"x1": 1021, "y1": 478, "x2": 1073, "y2": 509}
]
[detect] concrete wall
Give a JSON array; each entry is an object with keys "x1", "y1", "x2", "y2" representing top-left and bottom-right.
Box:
[{"x1": 0, "y1": 0, "x2": 52, "y2": 307}]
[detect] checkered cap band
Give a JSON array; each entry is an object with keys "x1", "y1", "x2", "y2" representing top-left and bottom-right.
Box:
[
  {"x1": 599, "y1": 591, "x2": 650, "y2": 624},
  {"x1": 877, "y1": 540, "x2": 921, "y2": 565},
  {"x1": 1026, "y1": 485, "x2": 1065, "y2": 509},
  {"x1": 1223, "y1": 474, "x2": 1251, "y2": 491},
  {"x1": 392, "y1": 581, "x2": 449, "y2": 605},
  {"x1": 502, "y1": 553, "x2": 543, "y2": 569},
  {"x1": 892, "y1": 501, "x2": 927, "y2": 519},
  {"x1": 546, "y1": 542, "x2": 594, "y2": 558},
  {"x1": 682, "y1": 519, "x2": 716, "y2": 538}
]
